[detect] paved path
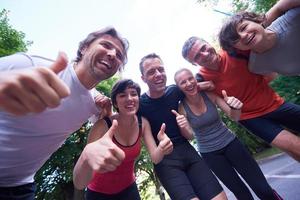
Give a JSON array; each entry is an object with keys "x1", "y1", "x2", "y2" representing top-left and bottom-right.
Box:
[{"x1": 223, "y1": 153, "x2": 300, "y2": 200}]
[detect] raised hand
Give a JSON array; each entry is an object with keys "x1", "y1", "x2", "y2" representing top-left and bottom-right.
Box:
[
  {"x1": 157, "y1": 123, "x2": 173, "y2": 155},
  {"x1": 94, "y1": 93, "x2": 112, "y2": 117},
  {"x1": 83, "y1": 120, "x2": 125, "y2": 174},
  {"x1": 0, "y1": 52, "x2": 70, "y2": 115},
  {"x1": 222, "y1": 90, "x2": 243, "y2": 110},
  {"x1": 171, "y1": 109, "x2": 189, "y2": 129}
]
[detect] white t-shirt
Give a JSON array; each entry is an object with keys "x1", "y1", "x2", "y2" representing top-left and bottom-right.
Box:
[{"x1": 0, "y1": 53, "x2": 100, "y2": 186}]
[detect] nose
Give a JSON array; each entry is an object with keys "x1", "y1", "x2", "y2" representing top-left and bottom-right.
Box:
[
  {"x1": 239, "y1": 32, "x2": 248, "y2": 42},
  {"x1": 107, "y1": 48, "x2": 116, "y2": 59},
  {"x1": 186, "y1": 80, "x2": 192, "y2": 86},
  {"x1": 154, "y1": 69, "x2": 162, "y2": 76}
]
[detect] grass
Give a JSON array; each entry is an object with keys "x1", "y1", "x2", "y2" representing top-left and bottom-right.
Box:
[{"x1": 253, "y1": 147, "x2": 282, "y2": 161}]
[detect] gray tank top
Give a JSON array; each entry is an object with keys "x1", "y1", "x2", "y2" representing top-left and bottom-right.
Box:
[{"x1": 183, "y1": 92, "x2": 235, "y2": 153}]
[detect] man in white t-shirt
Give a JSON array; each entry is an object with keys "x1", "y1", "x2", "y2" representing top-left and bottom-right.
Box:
[{"x1": 0, "y1": 27, "x2": 127, "y2": 199}]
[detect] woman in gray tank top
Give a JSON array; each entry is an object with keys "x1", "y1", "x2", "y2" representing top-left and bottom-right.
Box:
[{"x1": 173, "y1": 68, "x2": 283, "y2": 200}]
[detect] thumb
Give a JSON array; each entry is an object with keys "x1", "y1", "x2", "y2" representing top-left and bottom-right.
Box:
[
  {"x1": 50, "y1": 51, "x2": 68, "y2": 74},
  {"x1": 157, "y1": 123, "x2": 166, "y2": 140},
  {"x1": 171, "y1": 109, "x2": 180, "y2": 117},
  {"x1": 222, "y1": 90, "x2": 228, "y2": 101},
  {"x1": 104, "y1": 119, "x2": 118, "y2": 139}
]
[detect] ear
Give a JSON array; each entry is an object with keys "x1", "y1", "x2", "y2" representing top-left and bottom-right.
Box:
[
  {"x1": 141, "y1": 75, "x2": 147, "y2": 83},
  {"x1": 81, "y1": 47, "x2": 87, "y2": 56}
]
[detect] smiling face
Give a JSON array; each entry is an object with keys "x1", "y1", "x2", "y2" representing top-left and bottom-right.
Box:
[
  {"x1": 115, "y1": 87, "x2": 139, "y2": 116},
  {"x1": 233, "y1": 20, "x2": 265, "y2": 51},
  {"x1": 141, "y1": 57, "x2": 167, "y2": 97},
  {"x1": 187, "y1": 40, "x2": 219, "y2": 70},
  {"x1": 81, "y1": 34, "x2": 125, "y2": 82},
  {"x1": 175, "y1": 69, "x2": 198, "y2": 97}
]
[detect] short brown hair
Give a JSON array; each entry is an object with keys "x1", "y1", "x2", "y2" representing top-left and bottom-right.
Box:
[
  {"x1": 75, "y1": 27, "x2": 129, "y2": 68},
  {"x1": 219, "y1": 11, "x2": 265, "y2": 53}
]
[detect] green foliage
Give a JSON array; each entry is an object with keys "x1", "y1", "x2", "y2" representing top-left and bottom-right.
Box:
[
  {"x1": 232, "y1": 0, "x2": 277, "y2": 12},
  {"x1": 96, "y1": 76, "x2": 119, "y2": 96},
  {"x1": 0, "y1": 9, "x2": 32, "y2": 57},
  {"x1": 135, "y1": 144, "x2": 166, "y2": 200},
  {"x1": 35, "y1": 124, "x2": 90, "y2": 200},
  {"x1": 271, "y1": 76, "x2": 300, "y2": 104}
]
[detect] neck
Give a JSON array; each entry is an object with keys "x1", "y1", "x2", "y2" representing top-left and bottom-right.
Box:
[
  {"x1": 117, "y1": 113, "x2": 136, "y2": 126},
  {"x1": 74, "y1": 62, "x2": 102, "y2": 90},
  {"x1": 185, "y1": 92, "x2": 201, "y2": 105},
  {"x1": 253, "y1": 30, "x2": 277, "y2": 53},
  {"x1": 147, "y1": 89, "x2": 164, "y2": 98}
]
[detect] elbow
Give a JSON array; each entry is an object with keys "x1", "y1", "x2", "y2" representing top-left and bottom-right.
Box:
[{"x1": 73, "y1": 177, "x2": 86, "y2": 190}]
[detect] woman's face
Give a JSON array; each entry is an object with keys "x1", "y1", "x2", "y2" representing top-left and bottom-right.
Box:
[
  {"x1": 115, "y1": 87, "x2": 139, "y2": 116},
  {"x1": 233, "y1": 19, "x2": 265, "y2": 51},
  {"x1": 175, "y1": 70, "x2": 198, "y2": 96}
]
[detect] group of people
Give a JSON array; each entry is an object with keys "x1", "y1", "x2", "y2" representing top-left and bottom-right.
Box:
[{"x1": 1, "y1": 0, "x2": 300, "y2": 199}]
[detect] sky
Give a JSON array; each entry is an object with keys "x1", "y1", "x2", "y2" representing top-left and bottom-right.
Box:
[{"x1": 2, "y1": 0, "x2": 232, "y2": 92}]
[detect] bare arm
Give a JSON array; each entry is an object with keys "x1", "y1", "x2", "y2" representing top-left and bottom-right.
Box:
[
  {"x1": 197, "y1": 80, "x2": 215, "y2": 91},
  {"x1": 172, "y1": 108, "x2": 194, "y2": 140},
  {"x1": 264, "y1": 0, "x2": 300, "y2": 27},
  {"x1": 94, "y1": 93, "x2": 112, "y2": 118},
  {"x1": 263, "y1": 72, "x2": 278, "y2": 83},
  {"x1": 73, "y1": 119, "x2": 125, "y2": 190},
  {"x1": 142, "y1": 118, "x2": 173, "y2": 164},
  {"x1": 206, "y1": 90, "x2": 243, "y2": 121}
]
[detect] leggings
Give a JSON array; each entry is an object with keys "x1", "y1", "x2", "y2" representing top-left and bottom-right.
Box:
[{"x1": 201, "y1": 138, "x2": 279, "y2": 200}]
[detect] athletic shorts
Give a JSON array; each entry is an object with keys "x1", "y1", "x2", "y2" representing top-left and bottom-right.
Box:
[
  {"x1": 240, "y1": 102, "x2": 300, "y2": 143},
  {"x1": 154, "y1": 141, "x2": 223, "y2": 200}
]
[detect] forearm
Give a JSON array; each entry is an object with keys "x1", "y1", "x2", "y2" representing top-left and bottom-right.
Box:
[
  {"x1": 151, "y1": 148, "x2": 165, "y2": 164},
  {"x1": 265, "y1": 0, "x2": 300, "y2": 26},
  {"x1": 73, "y1": 153, "x2": 94, "y2": 190},
  {"x1": 180, "y1": 126, "x2": 194, "y2": 140},
  {"x1": 228, "y1": 109, "x2": 241, "y2": 121}
]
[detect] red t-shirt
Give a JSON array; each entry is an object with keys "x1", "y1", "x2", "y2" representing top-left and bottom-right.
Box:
[
  {"x1": 199, "y1": 50, "x2": 284, "y2": 120},
  {"x1": 87, "y1": 128, "x2": 141, "y2": 194}
]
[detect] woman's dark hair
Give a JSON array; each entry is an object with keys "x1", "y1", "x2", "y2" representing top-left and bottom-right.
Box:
[
  {"x1": 219, "y1": 11, "x2": 265, "y2": 53},
  {"x1": 111, "y1": 79, "x2": 141, "y2": 112}
]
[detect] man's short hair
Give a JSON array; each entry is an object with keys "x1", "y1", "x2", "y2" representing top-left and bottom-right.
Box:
[
  {"x1": 139, "y1": 53, "x2": 162, "y2": 75},
  {"x1": 182, "y1": 37, "x2": 206, "y2": 63},
  {"x1": 75, "y1": 27, "x2": 129, "y2": 69}
]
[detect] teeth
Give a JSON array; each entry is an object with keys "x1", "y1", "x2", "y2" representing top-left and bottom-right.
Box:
[{"x1": 247, "y1": 34, "x2": 255, "y2": 44}]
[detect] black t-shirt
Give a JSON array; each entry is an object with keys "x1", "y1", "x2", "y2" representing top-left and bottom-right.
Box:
[{"x1": 139, "y1": 85, "x2": 186, "y2": 144}]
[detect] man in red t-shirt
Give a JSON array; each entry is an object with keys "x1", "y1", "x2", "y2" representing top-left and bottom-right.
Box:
[{"x1": 181, "y1": 36, "x2": 300, "y2": 162}]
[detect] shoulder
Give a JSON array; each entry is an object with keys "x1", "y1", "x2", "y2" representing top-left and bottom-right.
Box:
[{"x1": 0, "y1": 53, "x2": 35, "y2": 71}]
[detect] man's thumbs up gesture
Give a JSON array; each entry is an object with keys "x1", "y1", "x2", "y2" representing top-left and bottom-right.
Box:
[
  {"x1": 222, "y1": 90, "x2": 243, "y2": 110},
  {"x1": 157, "y1": 123, "x2": 173, "y2": 155},
  {"x1": 0, "y1": 52, "x2": 70, "y2": 115}
]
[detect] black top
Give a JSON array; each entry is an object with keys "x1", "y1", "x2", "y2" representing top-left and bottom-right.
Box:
[{"x1": 138, "y1": 85, "x2": 186, "y2": 144}]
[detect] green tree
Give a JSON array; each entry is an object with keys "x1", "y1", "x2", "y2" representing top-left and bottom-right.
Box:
[{"x1": 0, "y1": 9, "x2": 32, "y2": 57}]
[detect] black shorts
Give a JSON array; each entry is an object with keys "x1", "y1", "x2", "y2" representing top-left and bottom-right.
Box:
[
  {"x1": 154, "y1": 141, "x2": 223, "y2": 200},
  {"x1": 240, "y1": 102, "x2": 300, "y2": 143}
]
